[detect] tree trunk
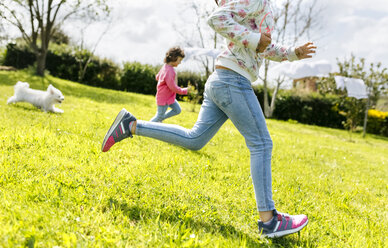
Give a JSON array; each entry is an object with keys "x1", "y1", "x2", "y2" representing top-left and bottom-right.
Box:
[
  {"x1": 362, "y1": 95, "x2": 370, "y2": 138},
  {"x1": 263, "y1": 60, "x2": 270, "y2": 117},
  {"x1": 268, "y1": 82, "x2": 281, "y2": 118},
  {"x1": 36, "y1": 50, "x2": 47, "y2": 76}
]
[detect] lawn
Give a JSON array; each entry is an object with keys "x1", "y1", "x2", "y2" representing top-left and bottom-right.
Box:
[{"x1": 0, "y1": 70, "x2": 387, "y2": 248}]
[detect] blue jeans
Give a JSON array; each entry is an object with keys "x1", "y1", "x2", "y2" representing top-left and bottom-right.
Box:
[
  {"x1": 136, "y1": 69, "x2": 274, "y2": 211},
  {"x1": 150, "y1": 100, "x2": 182, "y2": 122}
]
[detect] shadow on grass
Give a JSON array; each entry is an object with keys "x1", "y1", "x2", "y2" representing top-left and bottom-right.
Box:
[
  {"x1": 6, "y1": 103, "x2": 47, "y2": 113},
  {"x1": 106, "y1": 198, "x2": 316, "y2": 248},
  {"x1": 366, "y1": 133, "x2": 388, "y2": 142}
]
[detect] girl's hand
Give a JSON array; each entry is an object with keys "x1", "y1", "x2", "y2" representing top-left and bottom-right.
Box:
[
  {"x1": 256, "y1": 33, "x2": 272, "y2": 53},
  {"x1": 187, "y1": 85, "x2": 194, "y2": 93},
  {"x1": 295, "y1": 42, "x2": 317, "y2": 59}
]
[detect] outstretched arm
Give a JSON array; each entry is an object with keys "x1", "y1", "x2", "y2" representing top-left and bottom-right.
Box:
[
  {"x1": 295, "y1": 42, "x2": 317, "y2": 60},
  {"x1": 262, "y1": 41, "x2": 316, "y2": 62},
  {"x1": 165, "y1": 71, "x2": 188, "y2": 95}
]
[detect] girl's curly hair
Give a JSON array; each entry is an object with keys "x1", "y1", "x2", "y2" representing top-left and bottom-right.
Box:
[{"x1": 164, "y1": 46, "x2": 185, "y2": 63}]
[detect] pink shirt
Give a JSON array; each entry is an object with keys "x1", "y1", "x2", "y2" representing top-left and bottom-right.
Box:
[{"x1": 155, "y1": 64, "x2": 188, "y2": 105}]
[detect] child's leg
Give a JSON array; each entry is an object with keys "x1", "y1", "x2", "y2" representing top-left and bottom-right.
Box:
[
  {"x1": 205, "y1": 70, "x2": 275, "y2": 214},
  {"x1": 136, "y1": 92, "x2": 228, "y2": 151},
  {"x1": 163, "y1": 100, "x2": 181, "y2": 120},
  {"x1": 150, "y1": 105, "x2": 168, "y2": 122}
]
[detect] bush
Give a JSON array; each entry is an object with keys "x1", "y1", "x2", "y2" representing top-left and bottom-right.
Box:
[
  {"x1": 121, "y1": 62, "x2": 159, "y2": 94},
  {"x1": 273, "y1": 92, "x2": 346, "y2": 129},
  {"x1": 3, "y1": 43, "x2": 36, "y2": 69},
  {"x1": 3, "y1": 43, "x2": 121, "y2": 89},
  {"x1": 46, "y1": 45, "x2": 78, "y2": 82},
  {"x1": 120, "y1": 63, "x2": 207, "y2": 99},
  {"x1": 0, "y1": 46, "x2": 6, "y2": 65},
  {"x1": 367, "y1": 109, "x2": 388, "y2": 136},
  {"x1": 252, "y1": 84, "x2": 270, "y2": 111},
  {"x1": 177, "y1": 71, "x2": 207, "y2": 103}
]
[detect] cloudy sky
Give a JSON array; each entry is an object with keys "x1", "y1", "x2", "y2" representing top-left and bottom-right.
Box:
[{"x1": 63, "y1": 0, "x2": 388, "y2": 74}]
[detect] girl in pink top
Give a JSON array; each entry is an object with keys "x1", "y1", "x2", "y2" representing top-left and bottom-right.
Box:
[{"x1": 150, "y1": 47, "x2": 189, "y2": 122}]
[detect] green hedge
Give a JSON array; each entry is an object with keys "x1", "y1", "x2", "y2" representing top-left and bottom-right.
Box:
[
  {"x1": 120, "y1": 62, "x2": 207, "y2": 103},
  {"x1": 177, "y1": 71, "x2": 207, "y2": 103},
  {"x1": 4, "y1": 43, "x2": 36, "y2": 69},
  {"x1": 120, "y1": 62, "x2": 159, "y2": 94},
  {"x1": 273, "y1": 92, "x2": 346, "y2": 129},
  {"x1": 4, "y1": 43, "x2": 120, "y2": 90},
  {"x1": 252, "y1": 86, "x2": 346, "y2": 129},
  {"x1": 367, "y1": 109, "x2": 388, "y2": 136},
  {"x1": 3, "y1": 43, "x2": 387, "y2": 136},
  {"x1": 3, "y1": 43, "x2": 204, "y2": 96}
]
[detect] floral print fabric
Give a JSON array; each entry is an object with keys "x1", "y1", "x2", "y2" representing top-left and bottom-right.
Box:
[{"x1": 208, "y1": 0, "x2": 299, "y2": 82}]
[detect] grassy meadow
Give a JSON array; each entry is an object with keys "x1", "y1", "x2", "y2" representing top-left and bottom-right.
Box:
[{"x1": 0, "y1": 70, "x2": 387, "y2": 247}]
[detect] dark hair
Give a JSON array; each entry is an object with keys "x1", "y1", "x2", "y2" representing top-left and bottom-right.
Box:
[
  {"x1": 215, "y1": 0, "x2": 219, "y2": 5},
  {"x1": 164, "y1": 46, "x2": 185, "y2": 63}
]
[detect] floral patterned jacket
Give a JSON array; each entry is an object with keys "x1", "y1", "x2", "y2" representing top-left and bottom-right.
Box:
[{"x1": 208, "y1": 0, "x2": 299, "y2": 82}]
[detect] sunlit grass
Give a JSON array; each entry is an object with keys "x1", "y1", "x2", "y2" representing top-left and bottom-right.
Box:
[{"x1": 0, "y1": 70, "x2": 387, "y2": 247}]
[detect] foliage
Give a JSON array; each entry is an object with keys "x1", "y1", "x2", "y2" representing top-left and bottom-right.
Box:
[
  {"x1": 0, "y1": 70, "x2": 387, "y2": 247},
  {"x1": 50, "y1": 27, "x2": 71, "y2": 45},
  {"x1": 317, "y1": 55, "x2": 388, "y2": 131},
  {"x1": 3, "y1": 43, "x2": 36, "y2": 69},
  {"x1": 253, "y1": 84, "x2": 270, "y2": 111},
  {"x1": 121, "y1": 62, "x2": 160, "y2": 94},
  {"x1": 253, "y1": 85, "x2": 346, "y2": 129},
  {"x1": 182, "y1": 84, "x2": 201, "y2": 112},
  {"x1": 367, "y1": 109, "x2": 388, "y2": 136},
  {"x1": 174, "y1": 2, "x2": 220, "y2": 78},
  {"x1": 259, "y1": 0, "x2": 323, "y2": 118},
  {"x1": 3, "y1": 43, "x2": 207, "y2": 95},
  {"x1": 177, "y1": 71, "x2": 207, "y2": 104},
  {"x1": 120, "y1": 63, "x2": 207, "y2": 99},
  {"x1": 273, "y1": 91, "x2": 346, "y2": 129},
  {"x1": 0, "y1": 0, "x2": 110, "y2": 76},
  {"x1": 3, "y1": 43, "x2": 120, "y2": 90},
  {"x1": 0, "y1": 46, "x2": 6, "y2": 65}
]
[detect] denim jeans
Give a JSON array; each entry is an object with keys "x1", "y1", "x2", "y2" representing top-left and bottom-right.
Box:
[
  {"x1": 136, "y1": 69, "x2": 275, "y2": 211},
  {"x1": 150, "y1": 100, "x2": 182, "y2": 122}
]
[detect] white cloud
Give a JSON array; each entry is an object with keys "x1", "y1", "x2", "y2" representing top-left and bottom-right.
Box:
[
  {"x1": 310, "y1": 0, "x2": 388, "y2": 70},
  {"x1": 60, "y1": 0, "x2": 388, "y2": 70}
]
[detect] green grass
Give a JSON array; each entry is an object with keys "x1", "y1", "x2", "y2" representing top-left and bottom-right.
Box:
[{"x1": 0, "y1": 70, "x2": 387, "y2": 248}]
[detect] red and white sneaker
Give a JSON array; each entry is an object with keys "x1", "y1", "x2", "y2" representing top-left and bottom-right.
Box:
[
  {"x1": 101, "y1": 108, "x2": 136, "y2": 152},
  {"x1": 258, "y1": 210, "x2": 308, "y2": 238}
]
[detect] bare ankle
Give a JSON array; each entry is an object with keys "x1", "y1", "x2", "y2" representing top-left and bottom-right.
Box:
[
  {"x1": 131, "y1": 121, "x2": 137, "y2": 134},
  {"x1": 259, "y1": 210, "x2": 274, "y2": 223}
]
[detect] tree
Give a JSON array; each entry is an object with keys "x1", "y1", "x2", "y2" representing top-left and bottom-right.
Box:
[
  {"x1": 173, "y1": 2, "x2": 221, "y2": 78},
  {"x1": 50, "y1": 26, "x2": 70, "y2": 45},
  {"x1": 0, "y1": 0, "x2": 109, "y2": 76},
  {"x1": 0, "y1": 21, "x2": 9, "y2": 45},
  {"x1": 318, "y1": 55, "x2": 388, "y2": 135},
  {"x1": 74, "y1": 19, "x2": 112, "y2": 83},
  {"x1": 259, "y1": 0, "x2": 322, "y2": 117}
]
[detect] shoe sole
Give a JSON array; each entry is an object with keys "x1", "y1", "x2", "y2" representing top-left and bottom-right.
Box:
[
  {"x1": 264, "y1": 219, "x2": 309, "y2": 238},
  {"x1": 101, "y1": 108, "x2": 127, "y2": 152}
]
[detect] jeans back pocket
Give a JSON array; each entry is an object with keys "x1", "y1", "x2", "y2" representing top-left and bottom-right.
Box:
[{"x1": 211, "y1": 85, "x2": 232, "y2": 108}]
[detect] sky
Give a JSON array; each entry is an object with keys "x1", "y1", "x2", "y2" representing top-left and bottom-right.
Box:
[
  {"x1": 62, "y1": 0, "x2": 388, "y2": 75},
  {"x1": 4, "y1": 0, "x2": 387, "y2": 77}
]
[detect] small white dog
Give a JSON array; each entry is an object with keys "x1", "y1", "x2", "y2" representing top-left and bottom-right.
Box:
[{"x1": 7, "y1": 81, "x2": 65, "y2": 113}]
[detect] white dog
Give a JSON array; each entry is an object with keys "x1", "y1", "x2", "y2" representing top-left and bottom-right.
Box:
[{"x1": 7, "y1": 81, "x2": 65, "y2": 113}]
